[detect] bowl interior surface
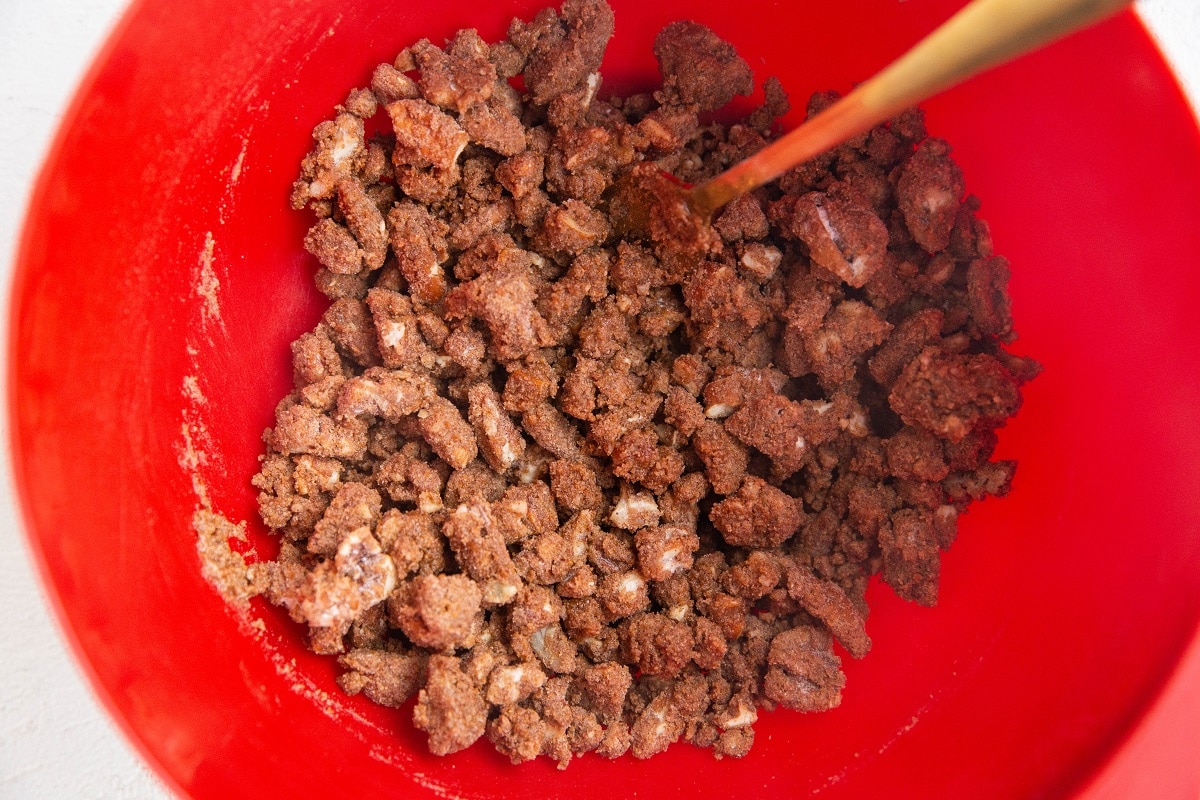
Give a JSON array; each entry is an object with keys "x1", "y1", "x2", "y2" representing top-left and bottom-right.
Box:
[{"x1": 10, "y1": 0, "x2": 1200, "y2": 798}]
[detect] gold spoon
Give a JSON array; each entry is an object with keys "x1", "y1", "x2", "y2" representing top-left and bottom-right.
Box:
[{"x1": 612, "y1": 0, "x2": 1133, "y2": 240}]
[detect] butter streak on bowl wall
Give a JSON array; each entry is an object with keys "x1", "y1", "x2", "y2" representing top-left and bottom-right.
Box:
[{"x1": 7, "y1": 0, "x2": 1200, "y2": 798}]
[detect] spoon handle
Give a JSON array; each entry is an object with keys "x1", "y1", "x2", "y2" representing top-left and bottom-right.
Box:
[{"x1": 688, "y1": 0, "x2": 1133, "y2": 217}]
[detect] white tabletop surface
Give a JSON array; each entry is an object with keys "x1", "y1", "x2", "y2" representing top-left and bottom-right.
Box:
[{"x1": 1, "y1": 2, "x2": 1197, "y2": 797}]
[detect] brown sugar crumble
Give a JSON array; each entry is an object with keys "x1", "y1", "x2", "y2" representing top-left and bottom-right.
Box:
[{"x1": 247, "y1": 0, "x2": 1038, "y2": 766}]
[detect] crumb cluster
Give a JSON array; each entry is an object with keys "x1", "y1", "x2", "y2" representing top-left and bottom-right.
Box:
[{"x1": 246, "y1": 0, "x2": 1037, "y2": 766}]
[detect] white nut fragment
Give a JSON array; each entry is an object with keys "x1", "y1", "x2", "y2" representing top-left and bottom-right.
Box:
[
  {"x1": 468, "y1": 383, "x2": 527, "y2": 472},
  {"x1": 933, "y1": 503, "x2": 960, "y2": 545},
  {"x1": 527, "y1": 622, "x2": 578, "y2": 674},
  {"x1": 381, "y1": 320, "x2": 407, "y2": 349},
  {"x1": 630, "y1": 692, "x2": 682, "y2": 758},
  {"x1": 809, "y1": 329, "x2": 836, "y2": 357},
  {"x1": 487, "y1": 666, "x2": 523, "y2": 705},
  {"x1": 386, "y1": 99, "x2": 469, "y2": 172},
  {"x1": 609, "y1": 491, "x2": 660, "y2": 530},
  {"x1": 543, "y1": 200, "x2": 610, "y2": 253},
  {"x1": 483, "y1": 579, "x2": 520, "y2": 606},
  {"x1": 920, "y1": 183, "x2": 956, "y2": 216},
  {"x1": 583, "y1": 72, "x2": 600, "y2": 106},
  {"x1": 517, "y1": 460, "x2": 540, "y2": 484},
  {"x1": 637, "y1": 114, "x2": 685, "y2": 151},
  {"x1": 297, "y1": 527, "x2": 396, "y2": 630},
  {"x1": 597, "y1": 568, "x2": 652, "y2": 621},
  {"x1": 328, "y1": 120, "x2": 361, "y2": 168},
  {"x1": 636, "y1": 525, "x2": 700, "y2": 582},
  {"x1": 847, "y1": 255, "x2": 870, "y2": 283},
  {"x1": 303, "y1": 113, "x2": 365, "y2": 201},
  {"x1": 657, "y1": 546, "x2": 687, "y2": 577},
  {"x1": 842, "y1": 411, "x2": 869, "y2": 437},
  {"x1": 704, "y1": 403, "x2": 736, "y2": 419},
  {"x1": 616, "y1": 570, "x2": 647, "y2": 601},
  {"x1": 796, "y1": 191, "x2": 889, "y2": 288},
  {"x1": 443, "y1": 502, "x2": 521, "y2": 607},
  {"x1": 485, "y1": 663, "x2": 546, "y2": 706},
  {"x1": 666, "y1": 605, "x2": 690, "y2": 622},
  {"x1": 418, "y1": 491, "x2": 443, "y2": 514},
  {"x1": 739, "y1": 243, "x2": 782, "y2": 280},
  {"x1": 815, "y1": 200, "x2": 840, "y2": 252},
  {"x1": 815, "y1": 204, "x2": 871, "y2": 282},
  {"x1": 718, "y1": 696, "x2": 758, "y2": 730},
  {"x1": 336, "y1": 368, "x2": 430, "y2": 422},
  {"x1": 558, "y1": 210, "x2": 591, "y2": 235},
  {"x1": 563, "y1": 510, "x2": 594, "y2": 561}
]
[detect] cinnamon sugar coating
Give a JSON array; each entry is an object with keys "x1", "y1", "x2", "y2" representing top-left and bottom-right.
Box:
[{"x1": 250, "y1": 0, "x2": 1035, "y2": 766}]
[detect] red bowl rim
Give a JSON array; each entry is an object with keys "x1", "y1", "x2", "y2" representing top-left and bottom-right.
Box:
[{"x1": 6, "y1": 2, "x2": 1200, "y2": 797}]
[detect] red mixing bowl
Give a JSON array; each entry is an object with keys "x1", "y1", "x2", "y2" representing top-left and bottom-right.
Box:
[{"x1": 9, "y1": 0, "x2": 1200, "y2": 797}]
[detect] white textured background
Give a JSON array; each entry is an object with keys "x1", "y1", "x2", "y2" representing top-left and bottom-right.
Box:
[{"x1": 1, "y1": 2, "x2": 1197, "y2": 797}]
